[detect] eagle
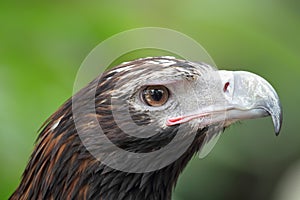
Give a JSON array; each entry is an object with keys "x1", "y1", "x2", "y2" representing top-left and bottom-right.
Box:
[{"x1": 10, "y1": 57, "x2": 282, "y2": 200}]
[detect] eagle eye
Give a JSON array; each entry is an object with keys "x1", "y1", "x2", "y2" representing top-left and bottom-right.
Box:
[{"x1": 142, "y1": 85, "x2": 169, "y2": 107}]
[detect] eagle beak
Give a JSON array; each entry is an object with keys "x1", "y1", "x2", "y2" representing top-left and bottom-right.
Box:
[
  {"x1": 167, "y1": 70, "x2": 283, "y2": 135},
  {"x1": 218, "y1": 70, "x2": 283, "y2": 135}
]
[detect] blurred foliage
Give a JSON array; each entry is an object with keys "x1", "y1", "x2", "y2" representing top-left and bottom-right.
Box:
[{"x1": 0, "y1": 1, "x2": 299, "y2": 199}]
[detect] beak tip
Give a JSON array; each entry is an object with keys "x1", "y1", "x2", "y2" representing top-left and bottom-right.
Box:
[
  {"x1": 273, "y1": 107, "x2": 283, "y2": 136},
  {"x1": 275, "y1": 121, "x2": 283, "y2": 137},
  {"x1": 275, "y1": 129, "x2": 280, "y2": 136}
]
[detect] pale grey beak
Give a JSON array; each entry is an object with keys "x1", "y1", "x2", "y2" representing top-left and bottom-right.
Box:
[
  {"x1": 166, "y1": 70, "x2": 282, "y2": 135},
  {"x1": 218, "y1": 70, "x2": 283, "y2": 135}
]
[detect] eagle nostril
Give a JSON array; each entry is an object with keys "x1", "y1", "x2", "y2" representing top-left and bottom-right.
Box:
[{"x1": 223, "y1": 82, "x2": 230, "y2": 92}]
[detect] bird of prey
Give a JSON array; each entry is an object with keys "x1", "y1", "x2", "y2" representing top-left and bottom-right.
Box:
[{"x1": 10, "y1": 57, "x2": 282, "y2": 200}]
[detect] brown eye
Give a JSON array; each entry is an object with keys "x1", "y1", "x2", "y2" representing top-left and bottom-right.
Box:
[{"x1": 142, "y1": 85, "x2": 169, "y2": 107}]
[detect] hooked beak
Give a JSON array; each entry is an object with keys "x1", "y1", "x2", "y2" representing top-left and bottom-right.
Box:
[{"x1": 167, "y1": 70, "x2": 283, "y2": 135}]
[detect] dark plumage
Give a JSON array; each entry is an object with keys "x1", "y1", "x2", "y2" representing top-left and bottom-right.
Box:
[{"x1": 10, "y1": 57, "x2": 282, "y2": 200}]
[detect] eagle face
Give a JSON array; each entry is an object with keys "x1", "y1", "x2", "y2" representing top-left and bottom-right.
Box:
[{"x1": 96, "y1": 56, "x2": 281, "y2": 147}]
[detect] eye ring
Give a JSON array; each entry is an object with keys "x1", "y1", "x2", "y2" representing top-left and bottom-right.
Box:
[{"x1": 141, "y1": 85, "x2": 169, "y2": 107}]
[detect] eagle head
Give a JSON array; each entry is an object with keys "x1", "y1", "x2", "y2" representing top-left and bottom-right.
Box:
[{"x1": 11, "y1": 56, "x2": 282, "y2": 200}]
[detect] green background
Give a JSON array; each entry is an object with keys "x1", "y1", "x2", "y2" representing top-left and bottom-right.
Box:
[{"x1": 0, "y1": 1, "x2": 299, "y2": 199}]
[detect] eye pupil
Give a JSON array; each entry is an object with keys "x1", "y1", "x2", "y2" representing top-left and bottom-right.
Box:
[
  {"x1": 149, "y1": 89, "x2": 163, "y2": 102},
  {"x1": 142, "y1": 85, "x2": 169, "y2": 107}
]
